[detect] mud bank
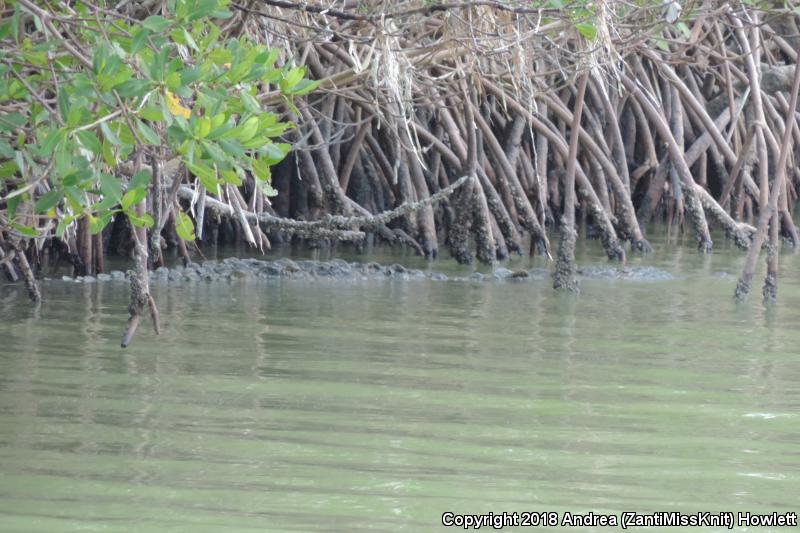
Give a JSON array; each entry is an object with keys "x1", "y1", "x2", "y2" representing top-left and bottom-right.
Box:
[{"x1": 46, "y1": 258, "x2": 678, "y2": 285}]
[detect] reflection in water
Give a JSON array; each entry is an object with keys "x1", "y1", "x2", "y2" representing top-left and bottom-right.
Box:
[{"x1": 0, "y1": 234, "x2": 799, "y2": 531}]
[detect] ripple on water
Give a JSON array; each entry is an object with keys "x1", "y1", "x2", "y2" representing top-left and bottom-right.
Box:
[{"x1": 1, "y1": 240, "x2": 799, "y2": 531}]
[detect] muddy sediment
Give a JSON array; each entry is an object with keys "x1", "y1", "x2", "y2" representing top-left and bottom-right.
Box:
[{"x1": 46, "y1": 257, "x2": 678, "y2": 285}]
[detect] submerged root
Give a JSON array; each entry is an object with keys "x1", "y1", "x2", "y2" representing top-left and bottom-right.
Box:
[{"x1": 553, "y1": 225, "x2": 579, "y2": 293}]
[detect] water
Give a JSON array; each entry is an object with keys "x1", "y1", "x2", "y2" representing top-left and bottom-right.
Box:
[{"x1": 1, "y1": 233, "x2": 799, "y2": 532}]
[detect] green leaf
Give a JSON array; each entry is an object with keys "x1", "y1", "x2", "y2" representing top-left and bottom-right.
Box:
[
  {"x1": 654, "y1": 37, "x2": 670, "y2": 52},
  {"x1": 0, "y1": 20, "x2": 12, "y2": 41},
  {"x1": 0, "y1": 159, "x2": 17, "y2": 179},
  {"x1": 115, "y1": 79, "x2": 151, "y2": 98},
  {"x1": 174, "y1": 210, "x2": 196, "y2": 241},
  {"x1": 34, "y1": 189, "x2": 62, "y2": 213},
  {"x1": 210, "y1": 113, "x2": 226, "y2": 129},
  {"x1": 61, "y1": 172, "x2": 79, "y2": 188},
  {"x1": 575, "y1": 23, "x2": 597, "y2": 41},
  {"x1": 241, "y1": 136, "x2": 272, "y2": 150},
  {"x1": 136, "y1": 120, "x2": 160, "y2": 145},
  {"x1": 7, "y1": 194, "x2": 21, "y2": 218},
  {"x1": 149, "y1": 47, "x2": 170, "y2": 83},
  {"x1": 188, "y1": 0, "x2": 225, "y2": 21},
  {"x1": 251, "y1": 157, "x2": 270, "y2": 181},
  {"x1": 170, "y1": 27, "x2": 187, "y2": 46},
  {"x1": 208, "y1": 49, "x2": 233, "y2": 66},
  {"x1": 258, "y1": 180, "x2": 278, "y2": 198},
  {"x1": 139, "y1": 106, "x2": 165, "y2": 122},
  {"x1": 23, "y1": 49, "x2": 47, "y2": 66},
  {"x1": 206, "y1": 121, "x2": 234, "y2": 141},
  {"x1": 196, "y1": 117, "x2": 212, "y2": 139},
  {"x1": 200, "y1": 140, "x2": 227, "y2": 164},
  {"x1": 56, "y1": 220, "x2": 67, "y2": 238},
  {"x1": 100, "y1": 122, "x2": 122, "y2": 146},
  {"x1": 0, "y1": 140, "x2": 14, "y2": 159},
  {"x1": 166, "y1": 71, "x2": 181, "y2": 91},
  {"x1": 64, "y1": 186, "x2": 86, "y2": 210},
  {"x1": 10, "y1": 2, "x2": 20, "y2": 42},
  {"x1": 58, "y1": 90, "x2": 70, "y2": 120},
  {"x1": 37, "y1": 128, "x2": 62, "y2": 158},
  {"x1": 217, "y1": 138, "x2": 245, "y2": 159},
  {"x1": 130, "y1": 170, "x2": 152, "y2": 190},
  {"x1": 11, "y1": 222, "x2": 39, "y2": 237},
  {"x1": 99, "y1": 172, "x2": 123, "y2": 202},
  {"x1": 121, "y1": 187, "x2": 146, "y2": 210},
  {"x1": 92, "y1": 43, "x2": 108, "y2": 76},
  {"x1": 90, "y1": 212, "x2": 115, "y2": 234},
  {"x1": 182, "y1": 28, "x2": 199, "y2": 51},
  {"x1": 221, "y1": 168, "x2": 243, "y2": 186},
  {"x1": 188, "y1": 160, "x2": 218, "y2": 193},
  {"x1": 240, "y1": 91, "x2": 261, "y2": 113},
  {"x1": 0, "y1": 112, "x2": 26, "y2": 133},
  {"x1": 264, "y1": 142, "x2": 290, "y2": 165},
  {"x1": 259, "y1": 121, "x2": 292, "y2": 138},
  {"x1": 262, "y1": 48, "x2": 280, "y2": 70},
  {"x1": 130, "y1": 27, "x2": 150, "y2": 54},
  {"x1": 99, "y1": 67, "x2": 133, "y2": 93},
  {"x1": 175, "y1": 0, "x2": 189, "y2": 20},
  {"x1": 180, "y1": 67, "x2": 203, "y2": 86},
  {"x1": 280, "y1": 66, "x2": 305, "y2": 92},
  {"x1": 76, "y1": 130, "x2": 103, "y2": 155},
  {"x1": 118, "y1": 124, "x2": 136, "y2": 146},
  {"x1": 285, "y1": 78, "x2": 321, "y2": 96},
  {"x1": 92, "y1": 195, "x2": 120, "y2": 212},
  {"x1": 237, "y1": 116, "x2": 259, "y2": 143},
  {"x1": 211, "y1": 9, "x2": 233, "y2": 19},
  {"x1": 15, "y1": 150, "x2": 26, "y2": 177},
  {"x1": 66, "y1": 106, "x2": 85, "y2": 128},
  {"x1": 127, "y1": 212, "x2": 154, "y2": 228},
  {"x1": 102, "y1": 138, "x2": 116, "y2": 167},
  {"x1": 142, "y1": 15, "x2": 171, "y2": 33},
  {"x1": 54, "y1": 145, "x2": 73, "y2": 178}
]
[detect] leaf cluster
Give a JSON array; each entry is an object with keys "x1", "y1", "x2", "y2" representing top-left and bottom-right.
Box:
[{"x1": 0, "y1": 0, "x2": 320, "y2": 241}]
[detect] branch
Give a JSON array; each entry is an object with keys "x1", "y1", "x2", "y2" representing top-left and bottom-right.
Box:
[
  {"x1": 176, "y1": 174, "x2": 472, "y2": 239},
  {"x1": 244, "y1": 0, "x2": 567, "y2": 22}
]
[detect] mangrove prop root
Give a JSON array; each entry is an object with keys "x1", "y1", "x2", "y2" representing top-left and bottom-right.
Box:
[
  {"x1": 735, "y1": 52, "x2": 800, "y2": 303},
  {"x1": 10, "y1": 1, "x2": 800, "y2": 309},
  {"x1": 12, "y1": 243, "x2": 40, "y2": 304},
  {"x1": 121, "y1": 244, "x2": 161, "y2": 348},
  {"x1": 554, "y1": 68, "x2": 588, "y2": 292},
  {"x1": 553, "y1": 226, "x2": 579, "y2": 293},
  {"x1": 0, "y1": 247, "x2": 19, "y2": 283},
  {"x1": 121, "y1": 157, "x2": 161, "y2": 348}
]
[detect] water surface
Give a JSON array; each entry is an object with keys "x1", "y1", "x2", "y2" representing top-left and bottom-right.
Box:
[{"x1": 1, "y1": 233, "x2": 799, "y2": 532}]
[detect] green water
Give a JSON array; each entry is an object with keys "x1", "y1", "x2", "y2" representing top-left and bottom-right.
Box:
[{"x1": 1, "y1": 234, "x2": 799, "y2": 532}]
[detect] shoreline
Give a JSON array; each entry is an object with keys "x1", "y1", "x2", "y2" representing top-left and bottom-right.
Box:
[{"x1": 37, "y1": 257, "x2": 678, "y2": 285}]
